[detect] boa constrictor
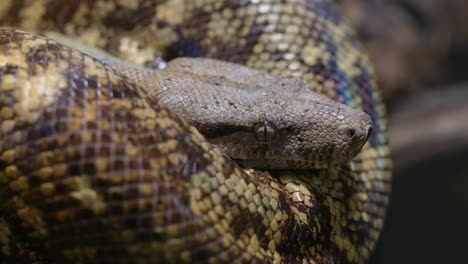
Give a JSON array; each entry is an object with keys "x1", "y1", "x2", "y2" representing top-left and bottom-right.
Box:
[{"x1": 0, "y1": 0, "x2": 392, "y2": 263}]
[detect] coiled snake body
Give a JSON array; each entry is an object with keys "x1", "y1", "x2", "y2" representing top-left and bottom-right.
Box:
[{"x1": 0, "y1": 1, "x2": 391, "y2": 263}]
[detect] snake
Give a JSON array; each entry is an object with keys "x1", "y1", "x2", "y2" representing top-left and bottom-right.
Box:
[{"x1": 0, "y1": 1, "x2": 392, "y2": 263}]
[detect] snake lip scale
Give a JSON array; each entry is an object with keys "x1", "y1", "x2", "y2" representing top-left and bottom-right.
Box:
[{"x1": 0, "y1": 0, "x2": 392, "y2": 263}]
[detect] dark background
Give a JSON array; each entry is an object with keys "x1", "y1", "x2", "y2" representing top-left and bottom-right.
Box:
[{"x1": 337, "y1": 1, "x2": 468, "y2": 263}]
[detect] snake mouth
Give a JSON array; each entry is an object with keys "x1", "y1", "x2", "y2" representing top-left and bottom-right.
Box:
[
  {"x1": 233, "y1": 156, "x2": 336, "y2": 170},
  {"x1": 226, "y1": 143, "x2": 365, "y2": 170},
  {"x1": 224, "y1": 142, "x2": 367, "y2": 169}
]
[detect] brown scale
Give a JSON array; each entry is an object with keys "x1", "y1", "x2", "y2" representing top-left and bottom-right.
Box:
[{"x1": 0, "y1": 1, "x2": 392, "y2": 264}]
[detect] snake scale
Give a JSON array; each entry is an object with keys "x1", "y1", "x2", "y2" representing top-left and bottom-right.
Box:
[{"x1": 0, "y1": 0, "x2": 392, "y2": 263}]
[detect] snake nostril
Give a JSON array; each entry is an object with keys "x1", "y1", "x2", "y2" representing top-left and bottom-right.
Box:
[{"x1": 346, "y1": 128, "x2": 356, "y2": 138}]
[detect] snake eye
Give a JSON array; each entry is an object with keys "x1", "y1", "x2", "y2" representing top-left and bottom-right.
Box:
[{"x1": 253, "y1": 121, "x2": 278, "y2": 143}]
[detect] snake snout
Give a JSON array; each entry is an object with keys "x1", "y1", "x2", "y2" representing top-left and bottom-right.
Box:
[
  {"x1": 361, "y1": 112, "x2": 374, "y2": 143},
  {"x1": 353, "y1": 120, "x2": 373, "y2": 152},
  {"x1": 340, "y1": 112, "x2": 373, "y2": 149},
  {"x1": 345, "y1": 124, "x2": 371, "y2": 156},
  {"x1": 365, "y1": 125, "x2": 373, "y2": 143}
]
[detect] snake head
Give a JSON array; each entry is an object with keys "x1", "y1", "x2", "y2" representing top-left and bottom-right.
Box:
[
  {"x1": 157, "y1": 58, "x2": 373, "y2": 169},
  {"x1": 207, "y1": 79, "x2": 374, "y2": 169}
]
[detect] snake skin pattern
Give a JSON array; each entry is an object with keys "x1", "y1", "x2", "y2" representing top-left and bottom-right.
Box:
[{"x1": 0, "y1": 0, "x2": 392, "y2": 263}]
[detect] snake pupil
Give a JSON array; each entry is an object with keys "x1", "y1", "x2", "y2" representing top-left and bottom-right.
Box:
[{"x1": 254, "y1": 121, "x2": 277, "y2": 142}]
